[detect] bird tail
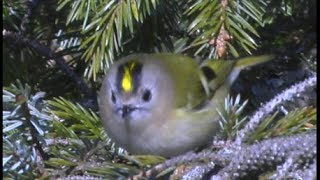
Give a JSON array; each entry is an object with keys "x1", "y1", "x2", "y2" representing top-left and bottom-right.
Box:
[{"x1": 199, "y1": 55, "x2": 274, "y2": 106}]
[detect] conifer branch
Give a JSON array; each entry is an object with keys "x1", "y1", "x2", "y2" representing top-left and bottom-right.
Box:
[
  {"x1": 235, "y1": 74, "x2": 317, "y2": 145},
  {"x1": 3, "y1": 30, "x2": 96, "y2": 104}
]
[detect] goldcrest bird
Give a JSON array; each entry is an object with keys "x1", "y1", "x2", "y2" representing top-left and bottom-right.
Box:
[{"x1": 98, "y1": 53, "x2": 272, "y2": 157}]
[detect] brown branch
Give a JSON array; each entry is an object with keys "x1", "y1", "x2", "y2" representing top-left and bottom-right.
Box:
[
  {"x1": 130, "y1": 131, "x2": 316, "y2": 179},
  {"x1": 3, "y1": 30, "x2": 96, "y2": 104},
  {"x1": 16, "y1": 93, "x2": 47, "y2": 161},
  {"x1": 130, "y1": 150, "x2": 230, "y2": 179}
]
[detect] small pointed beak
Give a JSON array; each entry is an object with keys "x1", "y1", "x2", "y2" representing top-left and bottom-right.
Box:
[{"x1": 121, "y1": 105, "x2": 135, "y2": 119}]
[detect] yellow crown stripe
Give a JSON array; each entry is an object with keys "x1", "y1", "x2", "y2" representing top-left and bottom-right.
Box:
[{"x1": 122, "y1": 67, "x2": 133, "y2": 92}]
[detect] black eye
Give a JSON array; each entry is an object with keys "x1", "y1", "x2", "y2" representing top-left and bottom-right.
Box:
[
  {"x1": 111, "y1": 91, "x2": 116, "y2": 103},
  {"x1": 142, "y1": 89, "x2": 152, "y2": 102}
]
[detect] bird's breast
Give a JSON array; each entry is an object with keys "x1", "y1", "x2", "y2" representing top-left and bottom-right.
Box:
[{"x1": 121, "y1": 108, "x2": 220, "y2": 157}]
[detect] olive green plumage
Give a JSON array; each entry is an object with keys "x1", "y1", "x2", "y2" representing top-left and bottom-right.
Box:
[
  {"x1": 98, "y1": 53, "x2": 273, "y2": 157},
  {"x1": 151, "y1": 54, "x2": 206, "y2": 109}
]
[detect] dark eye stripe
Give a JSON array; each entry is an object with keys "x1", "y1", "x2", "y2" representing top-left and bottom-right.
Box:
[
  {"x1": 116, "y1": 60, "x2": 143, "y2": 93},
  {"x1": 201, "y1": 66, "x2": 216, "y2": 81}
]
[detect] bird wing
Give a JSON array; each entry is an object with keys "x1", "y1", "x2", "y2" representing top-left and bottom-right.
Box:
[{"x1": 152, "y1": 53, "x2": 207, "y2": 109}]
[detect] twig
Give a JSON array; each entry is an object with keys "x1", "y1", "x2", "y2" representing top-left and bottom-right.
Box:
[
  {"x1": 235, "y1": 74, "x2": 317, "y2": 145},
  {"x1": 130, "y1": 150, "x2": 230, "y2": 179},
  {"x1": 20, "y1": 98, "x2": 47, "y2": 160},
  {"x1": 3, "y1": 30, "x2": 96, "y2": 103},
  {"x1": 213, "y1": 132, "x2": 316, "y2": 179}
]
